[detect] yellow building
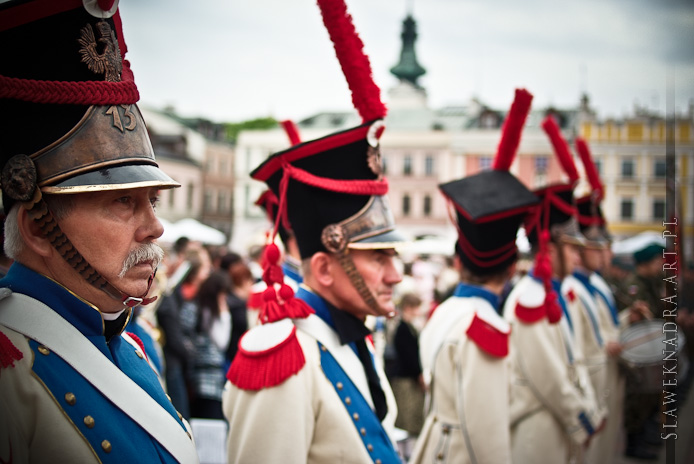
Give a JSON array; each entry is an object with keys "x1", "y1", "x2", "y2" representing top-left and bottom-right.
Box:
[{"x1": 579, "y1": 113, "x2": 694, "y2": 262}]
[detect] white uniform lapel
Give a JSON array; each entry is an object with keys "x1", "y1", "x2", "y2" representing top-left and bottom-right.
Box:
[{"x1": 295, "y1": 314, "x2": 374, "y2": 409}]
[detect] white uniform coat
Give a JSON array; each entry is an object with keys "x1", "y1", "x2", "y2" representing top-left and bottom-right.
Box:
[
  {"x1": 222, "y1": 313, "x2": 399, "y2": 464},
  {"x1": 503, "y1": 274, "x2": 605, "y2": 464},
  {"x1": 410, "y1": 290, "x2": 512, "y2": 464}
]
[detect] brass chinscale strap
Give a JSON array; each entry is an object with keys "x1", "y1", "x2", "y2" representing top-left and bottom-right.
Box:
[
  {"x1": 24, "y1": 189, "x2": 125, "y2": 303},
  {"x1": 335, "y1": 250, "x2": 380, "y2": 314}
]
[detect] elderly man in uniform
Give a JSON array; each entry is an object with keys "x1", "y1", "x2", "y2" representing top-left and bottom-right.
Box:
[
  {"x1": 502, "y1": 115, "x2": 605, "y2": 463},
  {"x1": 0, "y1": 1, "x2": 199, "y2": 463},
  {"x1": 410, "y1": 89, "x2": 539, "y2": 464},
  {"x1": 222, "y1": 0, "x2": 404, "y2": 462}
]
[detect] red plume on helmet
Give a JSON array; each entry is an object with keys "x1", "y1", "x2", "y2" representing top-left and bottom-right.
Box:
[
  {"x1": 541, "y1": 115, "x2": 579, "y2": 184},
  {"x1": 575, "y1": 137, "x2": 603, "y2": 202},
  {"x1": 493, "y1": 88, "x2": 533, "y2": 172},
  {"x1": 317, "y1": 0, "x2": 387, "y2": 123},
  {"x1": 280, "y1": 120, "x2": 302, "y2": 146}
]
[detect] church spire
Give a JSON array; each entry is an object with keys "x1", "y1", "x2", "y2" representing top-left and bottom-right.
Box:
[{"x1": 390, "y1": 14, "x2": 426, "y2": 87}]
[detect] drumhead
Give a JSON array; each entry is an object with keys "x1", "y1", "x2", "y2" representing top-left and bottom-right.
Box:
[{"x1": 619, "y1": 319, "x2": 686, "y2": 366}]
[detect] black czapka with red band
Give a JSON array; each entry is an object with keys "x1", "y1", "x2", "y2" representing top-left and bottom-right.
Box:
[
  {"x1": 0, "y1": 0, "x2": 179, "y2": 308},
  {"x1": 246, "y1": 0, "x2": 404, "y2": 325},
  {"x1": 439, "y1": 88, "x2": 539, "y2": 277}
]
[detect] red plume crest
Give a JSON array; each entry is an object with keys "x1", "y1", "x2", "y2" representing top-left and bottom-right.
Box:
[
  {"x1": 541, "y1": 115, "x2": 579, "y2": 183},
  {"x1": 493, "y1": 88, "x2": 533, "y2": 172},
  {"x1": 317, "y1": 0, "x2": 387, "y2": 122}
]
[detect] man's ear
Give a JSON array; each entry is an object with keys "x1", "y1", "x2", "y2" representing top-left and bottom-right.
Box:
[
  {"x1": 17, "y1": 206, "x2": 53, "y2": 257},
  {"x1": 310, "y1": 252, "x2": 335, "y2": 287}
]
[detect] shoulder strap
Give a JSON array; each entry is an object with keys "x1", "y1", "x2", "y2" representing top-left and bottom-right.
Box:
[{"x1": 0, "y1": 291, "x2": 198, "y2": 464}]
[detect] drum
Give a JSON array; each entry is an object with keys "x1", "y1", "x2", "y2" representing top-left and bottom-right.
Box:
[{"x1": 619, "y1": 319, "x2": 689, "y2": 393}]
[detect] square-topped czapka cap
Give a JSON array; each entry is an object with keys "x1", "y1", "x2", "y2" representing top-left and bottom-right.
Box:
[
  {"x1": 0, "y1": 0, "x2": 179, "y2": 212},
  {"x1": 251, "y1": 120, "x2": 405, "y2": 259},
  {"x1": 440, "y1": 170, "x2": 538, "y2": 275}
]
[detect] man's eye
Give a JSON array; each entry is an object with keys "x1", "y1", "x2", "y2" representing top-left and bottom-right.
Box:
[
  {"x1": 150, "y1": 196, "x2": 160, "y2": 208},
  {"x1": 116, "y1": 196, "x2": 131, "y2": 205}
]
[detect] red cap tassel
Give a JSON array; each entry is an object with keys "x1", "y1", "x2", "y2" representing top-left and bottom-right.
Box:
[
  {"x1": 257, "y1": 243, "x2": 314, "y2": 324},
  {"x1": 0, "y1": 331, "x2": 23, "y2": 368},
  {"x1": 532, "y1": 230, "x2": 562, "y2": 324},
  {"x1": 278, "y1": 284, "x2": 314, "y2": 319},
  {"x1": 493, "y1": 88, "x2": 534, "y2": 171},
  {"x1": 226, "y1": 326, "x2": 306, "y2": 391},
  {"x1": 541, "y1": 115, "x2": 579, "y2": 183}
]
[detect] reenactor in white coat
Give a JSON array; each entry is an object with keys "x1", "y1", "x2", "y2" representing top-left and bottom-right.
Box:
[
  {"x1": 222, "y1": 1, "x2": 404, "y2": 462},
  {"x1": 573, "y1": 136, "x2": 628, "y2": 463},
  {"x1": 502, "y1": 115, "x2": 606, "y2": 463},
  {"x1": 410, "y1": 88, "x2": 539, "y2": 464}
]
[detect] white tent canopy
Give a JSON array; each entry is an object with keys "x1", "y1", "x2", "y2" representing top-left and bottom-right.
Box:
[
  {"x1": 157, "y1": 218, "x2": 227, "y2": 246},
  {"x1": 611, "y1": 230, "x2": 665, "y2": 256}
]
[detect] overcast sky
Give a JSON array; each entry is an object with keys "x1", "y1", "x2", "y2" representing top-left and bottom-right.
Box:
[{"x1": 119, "y1": 0, "x2": 694, "y2": 123}]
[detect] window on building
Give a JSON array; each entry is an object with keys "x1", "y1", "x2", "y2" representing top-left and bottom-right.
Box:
[
  {"x1": 403, "y1": 194, "x2": 411, "y2": 216},
  {"x1": 654, "y1": 158, "x2": 666, "y2": 178},
  {"x1": 245, "y1": 148, "x2": 252, "y2": 175},
  {"x1": 593, "y1": 158, "x2": 602, "y2": 176},
  {"x1": 187, "y1": 183, "x2": 195, "y2": 210},
  {"x1": 404, "y1": 156, "x2": 412, "y2": 176},
  {"x1": 204, "y1": 189, "x2": 213, "y2": 212},
  {"x1": 168, "y1": 188, "x2": 175, "y2": 208},
  {"x1": 382, "y1": 155, "x2": 388, "y2": 175},
  {"x1": 535, "y1": 156, "x2": 549, "y2": 173},
  {"x1": 653, "y1": 199, "x2": 666, "y2": 221},
  {"x1": 423, "y1": 195, "x2": 432, "y2": 217},
  {"x1": 425, "y1": 155, "x2": 435, "y2": 176},
  {"x1": 479, "y1": 156, "x2": 492, "y2": 171},
  {"x1": 218, "y1": 191, "x2": 227, "y2": 213},
  {"x1": 620, "y1": 198, "x2": 634, "y2": 220},
  {"x1": 219, "y1": 159, "x2": 228, "y2": 176},
  {"x1": 621, "y1": 158, "x2": 635, "y2": 178}
]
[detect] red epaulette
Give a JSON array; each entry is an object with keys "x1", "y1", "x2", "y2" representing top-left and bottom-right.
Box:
[
  {"x1": 515, "y1": 278, "x2": 548, "y2": 324},
  {"x1": 0, "y1": 330, "x2": 23, "y2": 369},
  {"x1": 226, "y1": 319, "x2": 306, "y2": 391},
  {"x1": 247, "y1": 290, "x2": 264, "y2": 309},
  {"x1": 466, "y1": 310, "x2": 511, "y2": 357}
]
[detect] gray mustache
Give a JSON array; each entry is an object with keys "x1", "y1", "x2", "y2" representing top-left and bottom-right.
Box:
[{"x1": 119, "y1": 243, "x2": 164, "y2": 278}]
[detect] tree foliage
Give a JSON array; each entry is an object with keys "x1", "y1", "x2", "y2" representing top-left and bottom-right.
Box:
[{"x1": 224, "y1": 117, "x2": 278, "y2": 142}]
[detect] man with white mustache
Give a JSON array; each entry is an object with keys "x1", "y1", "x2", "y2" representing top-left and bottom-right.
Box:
[{"x1": 0, "y1": 1, "x2": 198, "y2": 463}]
